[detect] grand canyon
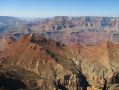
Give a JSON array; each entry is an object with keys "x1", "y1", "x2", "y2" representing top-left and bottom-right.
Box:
[{"x1": 0, "y1": 16, "x2": 119, "y2": 90}]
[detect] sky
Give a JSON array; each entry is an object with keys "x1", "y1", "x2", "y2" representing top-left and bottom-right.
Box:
[{"x1": 0, "y1": 0, "x2": 119, "y2": 17}]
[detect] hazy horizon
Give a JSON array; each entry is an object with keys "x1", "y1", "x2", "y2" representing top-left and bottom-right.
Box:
[
  {"x1": 1, "y1": 15, "x2": 119, "y2": 18},
  {"x1": 0, "y1": 0, "x2": 119, "y2": 17}
]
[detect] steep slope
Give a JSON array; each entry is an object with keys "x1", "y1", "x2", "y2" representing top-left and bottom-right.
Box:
[
  {"x1": 0, "y1": 34, "x2": 119, "y2": 90},
  {"x1": 68, "y1": 42, "x2": 119, "y2": 90},
  {"x1": 0, "y1": 34, "x2": 86, "y2": 90}
]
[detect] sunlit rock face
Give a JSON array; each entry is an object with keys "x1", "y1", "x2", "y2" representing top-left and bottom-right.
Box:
[
  {"x1": 0, "y1": 16, "x2": 119, "y2": 90},
  {"x1": 0, "y1": 34, "x2": 86, "y2": 90},
  {"x1": 0, "y1": 34, "x2": 119, "y2": 90}
]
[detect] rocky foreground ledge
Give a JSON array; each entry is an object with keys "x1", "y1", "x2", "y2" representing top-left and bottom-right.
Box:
[{"x1": 0, "y1": 34, "x2": 119, "y2": 90}]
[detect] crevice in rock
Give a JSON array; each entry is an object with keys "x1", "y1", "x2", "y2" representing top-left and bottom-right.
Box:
[
  {"x1": 0, "y1": 74, "x2": 26, "y2": 90},
  {"x1": 102, "y1": 79, "x2": 108, "y2": 90},
  {"x1": 54, "y1": 79, "x2": 68, "y2": 90},
  {"x1": 77, "y1": 74, "x2": 89, "y2": 90},
  {"x1": 111, "y1": 73, "x2": 119, "y2": 84}
]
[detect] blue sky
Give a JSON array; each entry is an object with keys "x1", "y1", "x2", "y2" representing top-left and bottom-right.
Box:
[{"x1": 0, "y1": 0, "x2": 119, "y2": 17}]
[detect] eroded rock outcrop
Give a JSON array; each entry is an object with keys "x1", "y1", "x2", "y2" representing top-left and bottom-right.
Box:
[
  {"x1": 0, "y1": 34, "x2": 119, "y2": 90},
  {"x1": 0, "y1": 34, "x2": 88, "y2": 90},
  {"x1": 68, "y1": 42, "x2": 119, "y2": 90}
]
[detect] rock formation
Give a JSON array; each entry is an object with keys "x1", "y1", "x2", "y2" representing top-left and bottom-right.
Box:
[
  {"x1": 0, "y1": 34, "x2": 86, "y2": 90},
  {"x1": 0, "y1": 34, "x2": 119, "y2": 90},
  {"x1": 1, "y1": 16, "x2": 119, "y2": 45},
  {"x1": 0, "y1": 16, "x2": 119, "y2": 90}
]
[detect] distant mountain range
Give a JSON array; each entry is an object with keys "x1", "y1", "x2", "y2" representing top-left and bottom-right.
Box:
[{"x1": 0, "y1": 16, "x2": 119, "y2": 45}]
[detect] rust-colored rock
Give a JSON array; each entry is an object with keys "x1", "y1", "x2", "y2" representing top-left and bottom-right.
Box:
[{"x1": 0, "y1": 34, "x2": 119, "y2": 90}]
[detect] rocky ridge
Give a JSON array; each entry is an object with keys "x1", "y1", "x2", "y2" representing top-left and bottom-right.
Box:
[{"x1": 0, "y1": 34, "x2": 119, "y2": 90}]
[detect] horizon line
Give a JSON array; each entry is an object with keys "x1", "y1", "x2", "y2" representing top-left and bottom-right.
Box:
[{"x1": 0, "y1": 15, "x2": 119, "y2": 18}]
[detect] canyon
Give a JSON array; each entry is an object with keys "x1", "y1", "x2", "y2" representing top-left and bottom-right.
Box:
[{"x1": 0, "y1": 16, "x2": 119, "y2": 90}]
